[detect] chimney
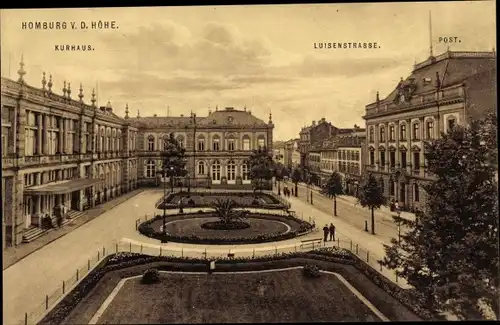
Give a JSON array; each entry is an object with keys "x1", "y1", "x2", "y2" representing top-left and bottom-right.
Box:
[{"x1": 321, "y1": 117, "x2": 326, "y2": 123}]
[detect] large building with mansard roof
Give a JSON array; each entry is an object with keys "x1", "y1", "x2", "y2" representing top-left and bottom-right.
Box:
[
  {"x1": 363, "y1": 50, "x2": 496, "y2": 212},
  {"x1": 1, "y1": 57, "x2": 274, "y2": 250},
  {"x1": 128, "y1": 105, "x2": 274, "y2": 188}
]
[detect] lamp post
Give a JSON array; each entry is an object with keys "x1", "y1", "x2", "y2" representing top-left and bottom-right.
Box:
[
  {"x1": 396, "y1": 208, "x2": 401, "y2": 244},
  {"x1": 162, "y1": 168, "x2": 167, "y2": 233},
  {"x1": 190, "y1": 112, "x2": 197, "y2": 193}
]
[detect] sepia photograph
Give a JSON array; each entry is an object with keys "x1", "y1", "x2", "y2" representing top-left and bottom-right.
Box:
[{"x1": 1, "y1": 1, "x2": 498, "y2": 324}]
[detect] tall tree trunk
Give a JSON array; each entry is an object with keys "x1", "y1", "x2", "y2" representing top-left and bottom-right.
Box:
[
  {"x1": 333, "y1": 196, "x2": 337, "y2": 216},
  {"x1": 371, "y1": 207, "x2": 375, "y2": 235},
  {"x1": 295, "y1": 183, "x2": 298, "y2": 197},
  {"x1": 278, "y1": 180, "x2": 281, "y2": 195}
]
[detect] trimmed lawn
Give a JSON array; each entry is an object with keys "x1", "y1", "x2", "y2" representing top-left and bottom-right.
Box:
[
  {"x1": 98, "y1": 269, "x2": 381, "y2": 323},
  {"x1": 163, "y1": 217, "x2": 290, "y2": 239},
  {"x1": 164, "y1": 193, "x2": 278, "y2": 207}
]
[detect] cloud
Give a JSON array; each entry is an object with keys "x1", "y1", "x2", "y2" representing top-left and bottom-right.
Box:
[{"x1": 285, "y1": 55, "x2": 408, "y2": 78}]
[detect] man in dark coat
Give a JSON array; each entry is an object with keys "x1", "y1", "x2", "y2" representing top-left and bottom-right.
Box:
[
  {"x1": 329, "y1": 223, "x2": 336, "y2": 241},
  {"x1": 323, "y1": 224, "x2": 329, "y2": 242}
]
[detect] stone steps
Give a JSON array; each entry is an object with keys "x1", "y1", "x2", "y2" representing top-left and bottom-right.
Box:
[{"x1": 21, "y1": 210, "x2": 87, "y2": 243}]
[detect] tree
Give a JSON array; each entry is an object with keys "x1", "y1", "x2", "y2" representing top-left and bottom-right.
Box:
[
  {"x1": 248, "y1": 146, "x2": 274, "y2": 192},
  {"x1": 291, "y1": 168, "x2": 302, "y2": 197},
  {"x1": 326, "y1": 172, "x2": 343, "y2": 216},
  {"x1": 211, "y1": 198, "x2": 249, "y2": 228},
  {"x1": 357, "y1": 173, "x2": 387, "y2": 234},
  {"x1": 273, "y1": 162, "x2": 286, "y2": 195},
  {"x1": 380, "y1": 115, "x2": 499, "y2": 320},
  {"x1": 161, "y1": 133, "x2": 187, "y2": 193}
]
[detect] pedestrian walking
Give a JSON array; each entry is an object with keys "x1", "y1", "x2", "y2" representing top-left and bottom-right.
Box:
[
  {"x1": 291, "y1": 188, "x2": 294, "y2": 196},
  {"x1": 323, "y1": 224, "x2": 329, "y2": 242},
  {"x1": 329, "y1": 223, "x2": 336, "y2": 241}
]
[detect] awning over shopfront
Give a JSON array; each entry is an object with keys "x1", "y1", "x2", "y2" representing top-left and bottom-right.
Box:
[{"x1": 24, "y1": 179, "x2": 102, "y2": 195}]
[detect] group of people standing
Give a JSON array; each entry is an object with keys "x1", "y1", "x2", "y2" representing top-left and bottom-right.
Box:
[
  {"x1": 322, "y1": 223, "x2": 336, "y2": 242},
  {"x1": 282, "y1": 185, "x2": 293, "y2": 198}
]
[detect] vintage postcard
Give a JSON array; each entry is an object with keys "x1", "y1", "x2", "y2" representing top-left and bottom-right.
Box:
[{"x1": 1, "y1": 2, "x2": 497, "y2": 324}]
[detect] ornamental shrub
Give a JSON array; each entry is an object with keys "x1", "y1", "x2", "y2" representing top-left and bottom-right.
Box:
[
  {"x1": 141, "y1": 268, "x2": 160, "y2": 284},
  {"x1": 302, "y1": 264, "x2": 321, "y2": 278}
]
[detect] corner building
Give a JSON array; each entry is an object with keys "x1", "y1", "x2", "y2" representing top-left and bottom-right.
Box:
[
  {"x1": 130, "y1": 107, "x2": 274, "y2": 188},
  {"x1": 362, "y1": 50, "x2": 496, "y2": 212}
]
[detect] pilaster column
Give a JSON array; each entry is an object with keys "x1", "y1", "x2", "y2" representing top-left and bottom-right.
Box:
[
  {"x1": 43, "y1": 115, "x2": 49, "y2": 154},
  {"x1": 37, "y1": 114, "x2": 43, "y2": 155},
  {"x1": 58, "y1": 118, "x2": 64, "y2": 154},
  {"x1": 16, "y1": 104, "x2": 26, "y2": 158},
  {"x1": 79, "y1": 120, "x2": 85, "y2": 154}
]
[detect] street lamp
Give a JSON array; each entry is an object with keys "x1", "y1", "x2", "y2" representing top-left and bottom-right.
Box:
[
  {"x1": 190, "y1": 112, "x2": 197, "y2": 193},
  {"x1": 162, "y1": 168, "x2": 167, "y2": 233},
  {"x1": 396, "y1": 208, "x2": 402, "y2": 244}
]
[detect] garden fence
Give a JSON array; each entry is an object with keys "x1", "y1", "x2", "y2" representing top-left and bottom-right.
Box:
[{"x1": 20, "y1": 226, "x2": 408, "y2": 325}]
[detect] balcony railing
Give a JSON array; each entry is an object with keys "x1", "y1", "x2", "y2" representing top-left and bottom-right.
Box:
[
  {"x1": 2, "y1": 156, "x2": 15, "y2": 168},
  {"x1": 24, "y1": 155, "x2": 41, "y2": 164}
]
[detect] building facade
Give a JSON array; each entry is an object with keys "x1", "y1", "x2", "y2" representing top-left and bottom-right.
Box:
[
  {"x1": 1, "y1": 66, "x2": 140, "y2": 248},
  {"x1": 299, "y1": 118, "x2": 339, "y2": 168},
  {"x1": 363, "y1": 50, "x2": 496, "y2": 212},
  {"x1": 1, "y1": 60, "x2": 274, "y2": 249},
  {"x1": 130, "y1": 107, "x2": 274, "y2": 188},
  {"x1": 317, "y1": 133, "x2": 366, "y2": 194},
  {"x1": 284, "y1": 138, "x2": 301, "y2": 170}
]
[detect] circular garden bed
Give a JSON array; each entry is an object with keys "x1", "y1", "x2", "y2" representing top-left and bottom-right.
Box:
[{"x1": 138, "y1": 211, "x2": 314, "y2": 244}]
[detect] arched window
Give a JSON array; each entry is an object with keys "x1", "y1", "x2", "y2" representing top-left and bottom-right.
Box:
[
  {"x1": 227, "y1": 160, "x2": 236, "y2": 181},
  {"x1": 379, "y1": 126, "x2": 385, "y2": 142},
  {"x1": 212, "y1": 160, "x2": 221, "y2": 181},
  {"x1": 242, "y1": 135, "x2": 251, "y2": 150},
  {"x1": 197, "y1": 135, "x2": 205, "y2": 151},
  {"x1": 426, "y1": 119, "x2": 434, "y2": 139},
  {"x1": 389, "y1": 125, "x2": 395, "y2": 141},
  {"x1": 117, "y1": 131, "x2": 121, "y2": 151},
  {"x1": 242, "y1": 161, "x2": 249, "y2": 180},
  {"x1": 146, "y1": 160, "x2": 156, "y2": 178},
  {"x1": 176, "y1": 135, "x2": 184, "y2": 148},
  {"x1": 400, "y1": 123, "x2": 407, "y2": 140},
  {"x1": 257, "y1": 136, "x2": 265, "y2": 149},
  {"x1": 227, "y1": 136, "x2": 236, "y2": 151},
  {"x1": 447, "y1": 117, "x2": 457, "y2": 132},
  {"x1": 106, "y1": 129, "x2": 111, "y2": 152},
  {"x1": 100, "y1": 129, "x2": 104, "y2": 152},
  {"x1": 369, "y1": 127, "x2": 374, "y2": 143},
  {"x1": 198, "y1": 161, "x2": 205, "y2": 175},
  {"x1": 412, "y1": 122, "x2": 420, "y2": 140},
  {"x1": 212, "y1": 135, "x2": 220, "y2": 151},
  {"x1": 414, "y1": 183, "x2": 420, "y2": 202},
  {"x1": 148, "y1": 135, "x2": 155, "y2": 151}
]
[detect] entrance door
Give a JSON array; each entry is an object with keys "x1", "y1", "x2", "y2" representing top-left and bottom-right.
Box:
[{"x1": 71, "y1": 191, "x2": 79, "y2": 210}]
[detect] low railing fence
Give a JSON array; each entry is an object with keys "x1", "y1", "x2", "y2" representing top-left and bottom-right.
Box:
[{"x1": 20, "y1": 222, "x2": 408, "y2": 325}]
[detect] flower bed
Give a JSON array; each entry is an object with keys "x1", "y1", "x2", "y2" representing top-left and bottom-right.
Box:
[
  {"x1": 138, "y1": 211, "x2": 314, "y2": 245},
  {"x1": 200, "y1": 220, "x2": 251, "y2": 230},
  {"x1": 157, "y1": 191, "x2": 288, "y2": 210},
  {"x1": 39, "y1": 248, "x2": 441, "y2": 325}
]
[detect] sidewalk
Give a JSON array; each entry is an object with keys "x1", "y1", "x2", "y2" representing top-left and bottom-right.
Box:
[
  {"x1": 2, "y1": 188, "x2": 146, "y2": 270},
  {"x1": 296, "y1": 182, "x2": 416, "y2": 221}
]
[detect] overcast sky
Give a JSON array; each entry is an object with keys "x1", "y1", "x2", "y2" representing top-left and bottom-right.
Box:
[{"x1": 1, "y1": 2, "x2": 496, "y2": 141}]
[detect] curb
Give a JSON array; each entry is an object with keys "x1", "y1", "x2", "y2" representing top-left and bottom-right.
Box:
[{"x1": 3, "y1": 189, "x2": 145, "y2": 271}]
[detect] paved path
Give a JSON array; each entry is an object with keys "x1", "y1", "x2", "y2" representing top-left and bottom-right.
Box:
[
  {"x1": 2, "y1": 189, "x2": 164, "y2": 325},
  {"x1": 3, "y1": 188, "x2": 409, "y2": 325},
  {"x1": 3, "y1": 189, "x2": 146, "y2": 270}
]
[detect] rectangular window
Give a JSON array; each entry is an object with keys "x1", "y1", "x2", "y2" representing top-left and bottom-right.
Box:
[
  {"x1": 413, "y1": 152, "x2": 420, "y2": 170},
  {"x1": 213, "y1": 140, "x2": 220, "y2": 151},
  {"x1": 228, "y1": 139, "x2": 235, "y2": 151},
  {"x1": 390, "y1": 151, "x2": 396, "y2": 167},
  {"x1": 401, "y1": 151, "x2": 407, "y2": 168},
  {"x1": 2, "y1": 134, "x2": 6, "y2": 156},
  {"x1": 243, "y1": 139, "x2": 250, "y2": 151},
  {"x1": 369, "y1": 151, "x2": 375, "y2": 165},
  {"x1": 198, "y1": 140, "x2": 205, "y2": 151},
  {"x1": 389, "y1": 126, "x2": 395, "y2": 141},
  {"x1": 258, "y1": 138, "x2": 265, "y2": 148},
  {"x1": 380, "y1": 151, "x2": 385, "y2": 166}
]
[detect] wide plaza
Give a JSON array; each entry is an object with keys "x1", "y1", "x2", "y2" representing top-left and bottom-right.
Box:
[{"x1": 3, "y1": 185, "x2": 414, "y2": 325}]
